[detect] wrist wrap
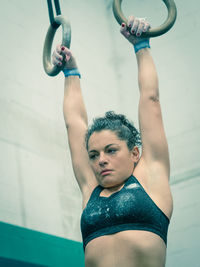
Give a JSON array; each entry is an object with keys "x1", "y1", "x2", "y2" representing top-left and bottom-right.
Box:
[
  {"x1": 134, "y1": 39, "x2": 150, "y2": 53},
  {"x1": 63, "y1": 68, "x2": 81, "y2": 78}
]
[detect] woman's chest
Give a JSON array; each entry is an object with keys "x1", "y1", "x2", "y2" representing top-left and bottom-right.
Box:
[{"x1": 81, "y1": 180, "x2": 169, "y2": 229}]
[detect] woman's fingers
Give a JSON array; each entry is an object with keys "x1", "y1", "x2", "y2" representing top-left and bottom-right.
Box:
[
  {"x1": 52, "y1": 45, "x2": 73, "y2": 66},
  {"x1": 131, "y1": 18, "x2": 140, "y2": 34},
  {"x1": 61, "y1": 46, "x2": 72, "y2": 62},
  {"x1": 52, "y1": 49, "x2": 62, "y2": 66},
  {"x1": 126, "y1": 16, "x2": 150, "y2": 36},
  {"x1": 52, "y1": 57, "x2": 61, "y2": 66},
  {"x1": 52, "y1": 44, "x2": 78, "y2": 69},
  {"x1": 120, "y1": 22, "x2": 130, "y2": 38},
  {"x1": 127, "y1": 15, "x2": 134, "y2": 29},
  {"x1": 56, "y1": 44, "x2": 62, "y2": 54},
  {"x1": 143, "y1": 22, "x2": 151, "y2": 32},
  {"x1": 136, "y1": 19, "x2": 145, "y2": 36}
]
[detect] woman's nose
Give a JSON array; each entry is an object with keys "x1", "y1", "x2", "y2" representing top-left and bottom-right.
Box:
[{"x1": 98, "y1": 153, "x2": 108, "y2": 166}]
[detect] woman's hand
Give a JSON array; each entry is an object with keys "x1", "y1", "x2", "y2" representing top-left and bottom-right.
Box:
[
  {"x1": 120, "y1": 16, "x2": 151, "y2": 45},
  {"x1": 52, "y1": 45, "x2": 78, "y2": 70}
]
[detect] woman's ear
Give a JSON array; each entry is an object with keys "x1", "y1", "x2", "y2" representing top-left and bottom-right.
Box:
[{"x1": 132, "y1": 146, "x2": 140, "y2": 162}]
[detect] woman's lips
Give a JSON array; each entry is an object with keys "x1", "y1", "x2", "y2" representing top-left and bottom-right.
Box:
[{"x1": 101, "y1": 170, "x2": 113, "y2": 176}]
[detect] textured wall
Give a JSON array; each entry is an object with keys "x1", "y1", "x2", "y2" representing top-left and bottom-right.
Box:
[
  {"x1": 0, "y1": 0, "x2": 199, "y2": 266},
  {"x1": 167, "y1": 176, "x2": 200, "y2": 267}
]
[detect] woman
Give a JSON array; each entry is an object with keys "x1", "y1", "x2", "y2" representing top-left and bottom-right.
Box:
[{"x1": 52, "y1": 16, "x2": 173, "y2": 267}]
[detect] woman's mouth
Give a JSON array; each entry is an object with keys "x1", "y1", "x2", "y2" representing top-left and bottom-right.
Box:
[{"x1": 100, "y1": 170, "x2": 113, "y2": 176}]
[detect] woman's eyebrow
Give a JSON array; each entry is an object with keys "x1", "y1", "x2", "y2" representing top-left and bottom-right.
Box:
[{"x1": 89, "y1": 143, "x2": 118, "y2": 153}]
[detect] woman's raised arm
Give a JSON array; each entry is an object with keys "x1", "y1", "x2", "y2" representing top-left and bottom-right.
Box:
[
  {"x1": 52, "y1": 45, "x2": 97, "y2": 194},
  {"x1": 136, "y1": 48, "x2": 170, "y2": 173},
  {"x1": 120, "y1": 16, "x2": 170, "y2": 177}
]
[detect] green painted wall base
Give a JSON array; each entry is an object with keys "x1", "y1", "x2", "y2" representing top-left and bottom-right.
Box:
[
  {"x1": 0, "y1": 257, "x2": 46, "y2": 266},
  {"x1": 0, "y1": 221, "x2": 84, "y2": 267}
]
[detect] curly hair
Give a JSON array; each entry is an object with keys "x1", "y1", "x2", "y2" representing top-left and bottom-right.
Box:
[{"x1": 85, "y1": 111, "x2": 142, "y2": 151}]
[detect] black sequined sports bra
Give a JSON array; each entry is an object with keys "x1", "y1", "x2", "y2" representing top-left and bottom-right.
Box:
[{"x1": 80, "y1": 175, "x2": 170, "y2": 252}]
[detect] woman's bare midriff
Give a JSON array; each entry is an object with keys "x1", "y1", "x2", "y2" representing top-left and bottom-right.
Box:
[{"x1": 84, "y1": 230, "x2": 167, "y2": 267}]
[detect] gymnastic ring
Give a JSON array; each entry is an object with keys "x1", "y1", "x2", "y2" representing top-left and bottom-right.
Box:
[
  {"x1": 43, "y1": 15, "x2": 71, "y2": 76},
  {"x1": 113, "y1": 0, "x2": 177, "y2": 37}
]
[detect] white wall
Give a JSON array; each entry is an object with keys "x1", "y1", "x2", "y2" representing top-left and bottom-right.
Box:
[
  {"x1": 167, "y1": 175, "x2": 200, "y2": 267},
  {"x1": 0, "y1": 0, "x2": 199, "y2": 266}
]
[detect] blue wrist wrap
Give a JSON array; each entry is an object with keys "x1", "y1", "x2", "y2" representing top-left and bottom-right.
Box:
[
  {"x1": 134, "y1": 39, "x2": 150, "y2": 53},
  {"x1": 63, "y1": 68, "x2": 81, "y2": 78}
]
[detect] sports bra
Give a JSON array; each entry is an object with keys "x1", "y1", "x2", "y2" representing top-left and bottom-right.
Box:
[{"x1": 80, "y1": 175, "x2": 170, "y2": 252}]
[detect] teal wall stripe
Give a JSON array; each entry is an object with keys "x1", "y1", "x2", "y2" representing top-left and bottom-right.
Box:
[
  {"x1": 0, "y1": 221, "x2": 84, "y2": 266},
  {"x1": 0, "y1": 257, "x2": 46, "y2": 266}
]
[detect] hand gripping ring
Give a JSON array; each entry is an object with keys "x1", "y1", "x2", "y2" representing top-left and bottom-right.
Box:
[
  {"x1": 113, "y1": 0, "x2": 177, "y2": 37},
  {"x1": 43, "y1": 15, "x2": 71, "y2": 76}
]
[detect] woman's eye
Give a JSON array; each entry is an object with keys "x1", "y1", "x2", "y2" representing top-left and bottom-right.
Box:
[
  {"x1": 89, "y1": 154, "x2": 97, "y2": 160},
  {"x1": 108, "y1": 149, "x2": 116, "y2": 154}
]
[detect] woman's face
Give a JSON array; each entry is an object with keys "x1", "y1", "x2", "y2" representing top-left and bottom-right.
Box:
[{"x1": 88, "y1": 130, "x2": 139, "y2": 188}]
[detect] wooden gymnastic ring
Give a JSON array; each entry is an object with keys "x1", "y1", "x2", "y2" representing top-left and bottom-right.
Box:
[
  {"x1": 113, "y1": 0, "x2": 177, "y2": 37},
  {"x1": 43, "y1": 15, "x2": 71, "y2": 76}
]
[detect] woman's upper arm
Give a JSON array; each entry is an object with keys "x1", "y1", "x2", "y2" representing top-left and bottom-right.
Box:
[
  {"x1": 66, "y1": 118, "x2": 98, "y2": 194},
  {"x1": 138, "y1": 94, "x2": 170, "y2": 173}
]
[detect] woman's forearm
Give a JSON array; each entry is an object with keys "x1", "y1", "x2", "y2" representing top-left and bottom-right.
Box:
[
  {"x1": 63, "y1": 76, "x2": 88, "y2": 126},
  {"x1": 136, "y1": 48, "x2": 159, "y2": 100}
]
